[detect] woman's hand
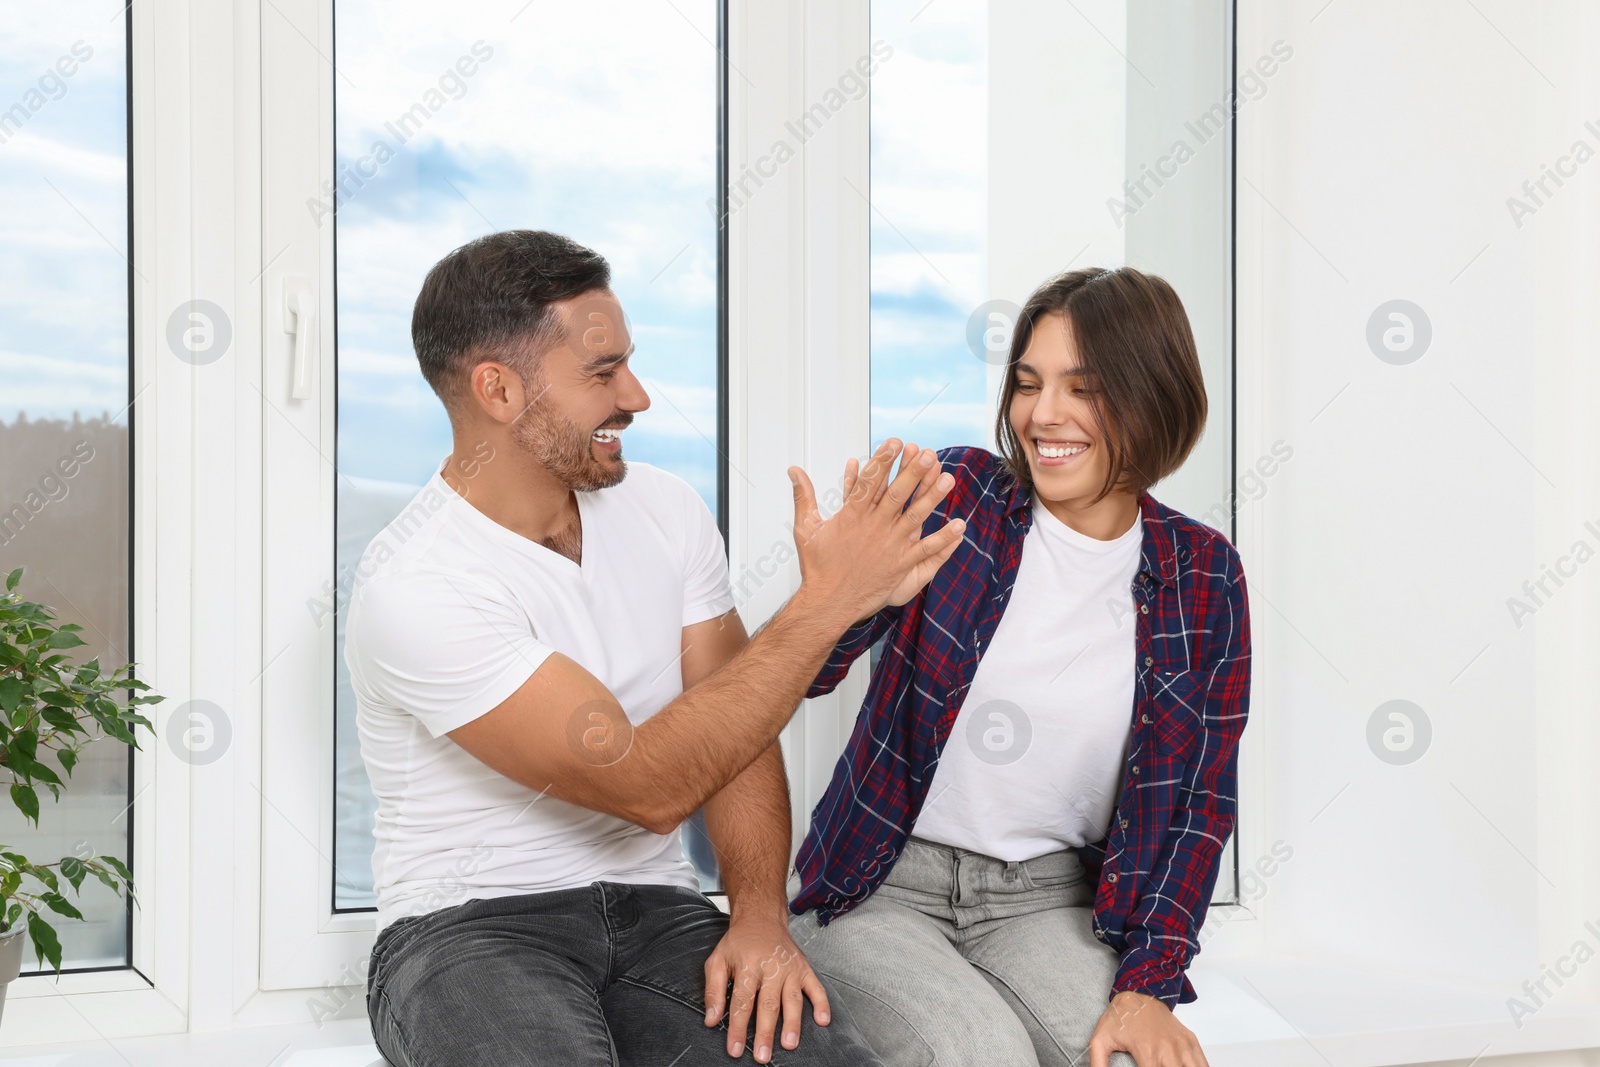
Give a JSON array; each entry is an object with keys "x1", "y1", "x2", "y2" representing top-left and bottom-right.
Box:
[
  {"x1": 839, "y1": 444, "x2": 962, "y2": 608},
  {"x1": 1088, "y1": 991, "x2": 1208, "y2": 1067},
  {"x1": 789, "y1": 439, "x2": 963, "y2": 628}
]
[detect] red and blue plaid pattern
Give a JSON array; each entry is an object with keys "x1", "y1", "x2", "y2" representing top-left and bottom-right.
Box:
[{"x1": 790, "y1": 447, "x2": 1252, "y2": 1007}]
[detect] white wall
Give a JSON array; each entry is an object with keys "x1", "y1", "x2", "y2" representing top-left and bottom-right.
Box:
[
  {"x1": 987, "y1": 0, "x2": 1234, "y2": 523},
  {"x1": 7, "y1": 2, "x2": 1600, "y2": 1062},
  {"x1": 1225, "y1": 0, "x2": 1600, "y2": 1018}
]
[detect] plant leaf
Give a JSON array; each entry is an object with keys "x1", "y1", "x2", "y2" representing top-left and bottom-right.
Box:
[
  {"x1": 41, "y1": 892, "x2": 82, "y2": 921},
  {"x1": 60, "y1": 856, "x2": 86, "y2": 891},
  {"x1": 22, "y1": 759, "x2": 62, "y2": 788},
  {"x1": 26, "y1": 864, "x2": 58, "y2": 893},
  {"x1": 26, "y1": 910, "x2": 62, "y2": 974},
  {"x1": 43, "y1": 630, "x2": 86, "y2": 651},
  {"x1": 100, "y1": 855, "x2": 133, "y2": 884},
  {"x1": 41, "y1": 707, "x2": 80, "y2": 733},
  {"x1": 0, "y1": 677, "x2": 23, "y2": 714},
  {"x1": 9, "y1": 782, "x2": 38, "y2": 825},
  {"x1": 10, "y1": 728, "x2": 37, "y2": 762},
  {"x1": 100, "y1": 718, "x2": 137, "y2": 747},
  {"x1": 5, "y1": 568, "x2": 20, "y2": 592}
]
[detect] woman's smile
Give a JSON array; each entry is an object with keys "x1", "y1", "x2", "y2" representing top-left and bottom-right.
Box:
[{"x1": 1030, "y1": 437, "x2": 1090, "y2": 466}]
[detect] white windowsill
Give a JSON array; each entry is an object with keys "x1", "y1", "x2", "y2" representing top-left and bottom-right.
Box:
[
  {"x1": 1177, "y1": 954, "x2": 1600, "y2": 1066},
  {"x1": 7, "y1": 967, "x2": 154, "y2": 998},
  {"x1": 2, "y1": 953, "x2": 1597, "y2": 1066}
]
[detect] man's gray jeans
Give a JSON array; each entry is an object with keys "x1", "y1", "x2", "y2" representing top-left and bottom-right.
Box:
[
  {"x1": 789, "y1": 837, "x2": 1138, "y2": 1067},
  {"x1": 368, "y1": 881, "x2": 884, "y2": 1066}
]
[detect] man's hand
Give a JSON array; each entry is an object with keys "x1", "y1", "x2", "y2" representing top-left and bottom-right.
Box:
[
  {"x1": 704, "y1": 914, "x2": 831, "y2": 1063},
  {"x1": 837, "y1": 442, "x2": 956, "y2": 608},
  {"x1": 789, "y1": 439, "x2": 965, "y2": 627},
  {"x1": 1089, "y1": 991, "x2": 1208, "y2": 1067}
]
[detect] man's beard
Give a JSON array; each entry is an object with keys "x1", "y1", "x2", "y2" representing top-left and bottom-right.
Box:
[{"x1": 511, "y1": 387, "x2": 631, "y2": 493}]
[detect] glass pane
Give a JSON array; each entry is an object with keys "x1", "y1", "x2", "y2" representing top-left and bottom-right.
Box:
[
  {"x1": 332, "y1": 0, "x2": 724, "y2": 908},
  {"x1": 869, "y1": 0, "x2": 1237, "y2": 901},
  {"x1": 869, "y1": 0, "x2": 1232, "y2": 523},
  {"x1": 0, "y1": 5, "x2": 132, "y2": 970}
]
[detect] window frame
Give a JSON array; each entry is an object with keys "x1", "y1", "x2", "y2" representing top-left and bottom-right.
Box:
[
  {"x1": 7, "y1": 0, "x2": 141, "y2": 981},
  {"x1": 0, "y1": 0, "x2": 1251, "y2": 1043},
  {"x1": 257, "y1": 0, "x2": 743, "y2": 987},
  {"x1": 2, "y1": 0, "x2": 251, "y2": 1038}
]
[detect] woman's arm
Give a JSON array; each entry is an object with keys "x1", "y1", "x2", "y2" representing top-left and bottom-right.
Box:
[
  {"x1": 1088, "y1": 559, "x2": 1248, "y2": 1067},
  {"x1": 1118, "y1": 560, "x2": 1252, "y2": 1004},
  {"x1": 803, "y1": 604, "x2": 905, "y2": 699}
]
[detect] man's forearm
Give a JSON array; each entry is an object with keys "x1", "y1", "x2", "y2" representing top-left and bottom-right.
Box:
[
  {"x1": 703, "y1": 743, "x2": 792, "y2": 923},
  {"x1": 611, "y1": 588, "x2": 856, "y2": 832}
]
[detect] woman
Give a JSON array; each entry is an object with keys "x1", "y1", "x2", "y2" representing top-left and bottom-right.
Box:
[{"x1": 787, "y1": 267, "x2": 1249, "y2": 1067}]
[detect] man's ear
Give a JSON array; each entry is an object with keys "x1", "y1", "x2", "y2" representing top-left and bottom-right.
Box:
[{"x1": 466, "y1": 359, "x2": 534, "y2": 424}]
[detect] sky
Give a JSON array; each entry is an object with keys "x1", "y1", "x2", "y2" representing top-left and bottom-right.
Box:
[
  {"x1": 332, "y1": 0, "x2": 722, "y2": 511},
  {"x1": 0, "y1": 3, "x2": 129, "y2": 426},
  {"x1": 330, "y1": 0, "x2": 725, "y2": 906},
  {"x1": 4, "y1": 0, "x2": 1228, "y2": 912},
  {"x1": 869, "y1": 0, "x2": 991, "y2": 453},
  {"x1": 0, "y1": 0, "x2": 1021, "y2": 911},
  {"x1": 325, "y1": 0, "x2": 1008, "y2": 907},
  {"x1": 0, "y1": 0, "x2": 132, "y2": 972}
]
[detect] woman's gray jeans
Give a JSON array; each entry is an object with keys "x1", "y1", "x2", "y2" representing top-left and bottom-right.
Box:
[{"x1": 790, "y1": 837, "x2": 1139, "y2": 1067}]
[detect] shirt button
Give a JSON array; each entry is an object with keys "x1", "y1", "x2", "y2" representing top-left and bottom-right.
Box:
[
  {"x1": 1139, "y1": 603, "x2": 1149, "y2": 615},
  {"x1": 1141, "y1": 714, "x2": 1151, "y2": 724},
  {"x1": 1144, "y1": 656, "x2": 1154, "y2": 667},
  {"x1": 1132, "y1": 765, "x2": 1141, "y2": 775},
  {"x1": 1095, "y1": 929, "x2": 1107, "y2": 941},
  {"x1": 1120, "y1": 818, "x2": 1129, "y2": 829},
  {"x1": 1106, "y1": 871, "x2": 1118, "y2": 884}
]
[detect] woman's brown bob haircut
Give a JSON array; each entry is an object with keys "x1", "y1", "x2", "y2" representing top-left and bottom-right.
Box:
[{"x1": 994, "y1": 266, "x2": 1208, "y2": 503}]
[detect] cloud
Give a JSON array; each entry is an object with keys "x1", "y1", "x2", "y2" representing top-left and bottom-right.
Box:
[{"x1": 332, "y1": 0, "x2": 723, "y2": 491}]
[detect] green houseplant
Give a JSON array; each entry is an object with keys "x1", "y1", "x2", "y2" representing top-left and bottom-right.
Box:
[{"x1": 0, "y1": 566, "x2": 159, "y2": 1009}]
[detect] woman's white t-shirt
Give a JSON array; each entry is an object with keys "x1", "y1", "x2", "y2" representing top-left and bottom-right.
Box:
[
  {"x1": 344, "y1": 462, "x2": 734, "y2": 930},
  {"x1": 911, "y1": 497, "x2": 1143, "y2": 860}
]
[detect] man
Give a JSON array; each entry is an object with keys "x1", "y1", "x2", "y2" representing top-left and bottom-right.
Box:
[{"x1": 345, "y1": 229, "x2": 965, "y2": 1066}]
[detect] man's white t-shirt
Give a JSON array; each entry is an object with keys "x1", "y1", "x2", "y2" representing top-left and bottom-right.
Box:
[
  {"x1": 344, "y1": 462, "x2": 734, "y2": 930},
  {"x1": 911, "y1": 498, "x2": 1143, "y2": 861}
]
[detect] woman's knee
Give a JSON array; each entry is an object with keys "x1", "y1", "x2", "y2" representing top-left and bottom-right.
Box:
[
  {"x1": 821, "y1": 970, "x2": 1038, "y2": 1067},
  {"x1": 789, "y1": 919, "x2": 1038, "y2": 1067}
]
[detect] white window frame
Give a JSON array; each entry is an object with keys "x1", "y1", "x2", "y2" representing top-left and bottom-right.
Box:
[
  {"x1": 0, "y1": 0, "x2": 1249, "y2": 1044},
  {"x1": 256, "y1": 0, "x2": 368, "y2": 992},
  {"x1": 726, "y1": 0, "x2": 877, "y2": 849},
  {"x1": 245, "y1": 0, "x2": 890, "y2": 994},
  {"x1": 2, "y1": 0, "x2": 296, "y2": 1043}
]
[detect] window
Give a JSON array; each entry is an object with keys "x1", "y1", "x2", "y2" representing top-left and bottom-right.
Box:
[
  {"x1": 869, "y1": 0, "x2": 1233, "y2": 523},
  {"x1": 329, "y1": 0, "x2": 726, "y2": 909},
  {"x1": 868, "y1": 0, "x2": 1238, "y2": 900},
  {"x1": 0, "y1": 7, "x2": 133, "y2": 970}
]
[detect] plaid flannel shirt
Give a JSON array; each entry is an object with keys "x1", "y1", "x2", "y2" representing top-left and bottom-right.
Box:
[{"x1": 789, "y1": 446, "x2": 1251, "y2": 1007}]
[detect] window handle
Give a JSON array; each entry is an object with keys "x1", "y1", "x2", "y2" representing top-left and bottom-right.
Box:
[{"x1": 283, "y1": 276, "x2": 316, "y2": 400}]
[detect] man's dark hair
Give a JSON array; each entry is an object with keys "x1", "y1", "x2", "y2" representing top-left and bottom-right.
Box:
[{"x1": 411, "y1": 230, "x2": 611, "y2": 406}]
